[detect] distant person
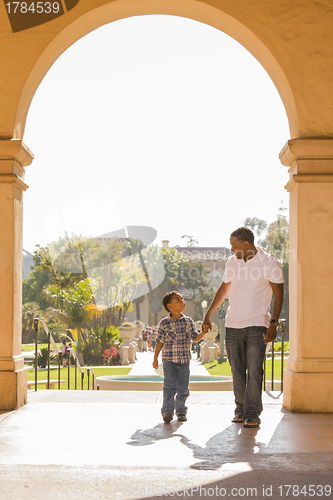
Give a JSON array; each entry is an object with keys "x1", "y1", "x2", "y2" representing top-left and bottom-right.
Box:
[
  {"x1": 153, "y1": 291, "x2": 207, "y2": 423},
  {"x1": 60, "y1": 340, "x2": 68, "y2": 367},
  {"x1": 196, "y1": 340, "x2": 202, "y2": 359},
  {"x1": 203, "y1": 227, "x2": 284, "y2": 428},
  {"x1": 151, "y1": 328, "x2": 157, "y2": 350},
  {"x1": 142, "y1": 329, "x2": 148, "y2": 351},
  {"x1": 147, "y1": 328, "x2": 152, "y2": 350},
  {"x1": 68, "y1": 342, "x2": 75, "y2": 366}
]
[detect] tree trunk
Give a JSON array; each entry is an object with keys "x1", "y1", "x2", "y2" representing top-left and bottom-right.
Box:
[{"x1": 136, "y1": 300, "x2": 140, "y2": 320}]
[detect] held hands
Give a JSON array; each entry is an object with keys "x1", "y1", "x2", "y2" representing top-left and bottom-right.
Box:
[
  {"x1": 196, "y1": 321, "x2": 211, "y2": 341},
  {"x1": 201, "y1": 323, "x2": 210, "y2": 334},
  {"x1": 202, "y1": 317, "x2": 212, "y2": 332},
  {"x1": 264, "y1": 323, "x2": 277, "y2": 344}
]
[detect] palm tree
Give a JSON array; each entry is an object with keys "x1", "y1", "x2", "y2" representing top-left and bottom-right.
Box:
[
  {"x1": 47, "y1": 279, "x2": 95, "y2": 363},
  {"x1": 22, "y1": 302, "x2": 41, "y2": 342}
]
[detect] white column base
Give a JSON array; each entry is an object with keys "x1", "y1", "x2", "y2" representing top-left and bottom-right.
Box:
[
  {"x1": 0, "y1": 364, "x2": 27, "y2": 410},
  {"x1": 283, "y1": 370, "x2": 333, "y2": 412}
]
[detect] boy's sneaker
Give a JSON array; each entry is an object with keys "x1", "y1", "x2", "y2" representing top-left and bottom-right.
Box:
[
  {"x1": 177, "y1": 414, "x2": 187, "y2": 422},
  {"x1": 162, "y1": 413, "x2": 173, "y2": 423}
]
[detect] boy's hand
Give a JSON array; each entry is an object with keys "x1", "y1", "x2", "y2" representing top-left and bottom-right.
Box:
[{"x1": 152, "y1": 358, "x2": 158, "y2": 369}]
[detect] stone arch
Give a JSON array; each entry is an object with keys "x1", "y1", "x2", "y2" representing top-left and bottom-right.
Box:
[
  {"x1": 13, "y1": 0, "x2": 298, "y2": 140},
  {"x1": 1, "y1": 0, "x2": 333, "y2": 412}
]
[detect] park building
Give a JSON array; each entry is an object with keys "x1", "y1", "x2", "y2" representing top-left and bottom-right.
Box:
[{"x1": 125, "y1": 240, "x2": 231, "y2": 326}]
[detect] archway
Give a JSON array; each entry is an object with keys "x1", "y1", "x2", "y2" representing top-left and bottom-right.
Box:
[
  {"x1": 1, "y1": 0, "x2": 333, "y2": 411},
  {"x1": 9, "y1": 1, "x2": 299, "y2": 139}
]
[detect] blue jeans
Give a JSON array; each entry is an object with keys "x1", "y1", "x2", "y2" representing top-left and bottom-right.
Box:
[
  {"x1": 162, "y1": 360, "x2": 190, "y2": 416},
  {"x1": 226, "y1": 326, "x2": 266, "y2": 423}
]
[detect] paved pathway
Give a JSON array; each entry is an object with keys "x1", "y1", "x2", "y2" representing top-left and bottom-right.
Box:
[
  {"x1": 0, "y1": 353, "x2": 332, "y2": 500},
  {"x1": 0, "y1": 391, "x2": 333, "y2": 500}
]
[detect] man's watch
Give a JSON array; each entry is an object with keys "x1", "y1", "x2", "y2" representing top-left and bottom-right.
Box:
[{"x1": 270, "y1": 319, "x2": 279, "y2": 327}]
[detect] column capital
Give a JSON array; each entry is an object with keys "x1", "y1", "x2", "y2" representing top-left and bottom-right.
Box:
[
  {"x1": 280, "y1": 139, "x2": 333, "y2": 191},
  {"x1": 279, "y1": 138, "x2": 333, "y2": 167},
  {"x1": 0, "y1": 139, "x2": 33, "y2": 191},
  {"x1": 0, "y1": 139, "x2": 34, "y2": 167}
]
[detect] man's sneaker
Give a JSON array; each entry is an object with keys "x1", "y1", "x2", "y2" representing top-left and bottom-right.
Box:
[
  {"x1": 162, "y1": 413, "x2": 173, "y2": 423},
  {"x1": 177, "y1": 414, "x2": 187, "y2": 422}
]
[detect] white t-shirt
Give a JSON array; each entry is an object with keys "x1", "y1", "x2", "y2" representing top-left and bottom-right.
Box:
[{"x1": 222, "y1": 247, "x2": 284, "y2": 329}]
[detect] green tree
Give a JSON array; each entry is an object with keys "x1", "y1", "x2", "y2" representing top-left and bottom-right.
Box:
[
  {"x1": 181, "y1": 235, "x2": 199, "y2": 247},
  {"x1": 146, "y1": 246, "x2": 213, "y2": 323},
  {"x1": 22, "y1": 302, "x2": 41, "y2": 343},
  {"x1": 22, "y1": 247, "x2": 53, "y2": 310},
  {"x1": 22, "y1": 238, "x2": 91, "y2": 311},
  {"x1": 22, "y1": 235, "x2": 149, "y2": 362},
  {"x1": 146, "y1": 246, "x2": 186, "y2": 324},
  {"x1": 243, "y1": 217, "x2": 268, "y2": 239},
  {"x1": 192, "y1": 286, "x2": 217, "y2": 321},
  {"x1": 260, "y1": 205, "x2": 289, "y2": 263},
  {"x1": 47, "y1": 279, "x2": 94, "y2": 356},
  {"x1": 125, "y1": 238, "x2": 146, "y2": 320},
  {"x1": 23, "y1": 234, "x2": 139, "y2": 314}
]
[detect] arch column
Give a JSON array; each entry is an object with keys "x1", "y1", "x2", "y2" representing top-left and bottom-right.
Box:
[
  {"x1": 280, "y1": 139, "x2": 333, "y2": 412},
  {"x1": 0, "y1": 139, "x2": 33, "y2": 409}
]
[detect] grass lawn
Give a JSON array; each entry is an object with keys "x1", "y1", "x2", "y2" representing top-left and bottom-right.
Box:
[
  {"x1": 22, "y1": 343, "x2": 63, "y2": 351},
  {"x1": 264, "y1": 357, "x2": 288, "y2": 381},
  {"x1": 204, "y1": 360, "x2": 232, "y2": 376},
  {"x1": 204, "y1": 357, "x2": 288, "y2": 381},
  {"x1": 26, "y1": 366, "x2": 131, "y2": 390}
]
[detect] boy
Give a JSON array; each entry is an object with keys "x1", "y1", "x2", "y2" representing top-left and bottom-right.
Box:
[{"x1": 152, "y1": 291, "x2": 207, "y2": 423}]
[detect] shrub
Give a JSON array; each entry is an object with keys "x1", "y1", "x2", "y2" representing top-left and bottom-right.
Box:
[
  {"x1": 81, "y1": 326, "x2": 122, "y2": 365},
  {"x1": 102, "y1": 347, "x2": 120, "y2": 366},
  {"x1": 273, "y1": 341, "x2": 289, "y2": 352},
  {"x1": 31, "y1": 348, "x2": 58, "y2": 368}
]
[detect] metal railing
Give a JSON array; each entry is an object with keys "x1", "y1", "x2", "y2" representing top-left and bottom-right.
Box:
[
  {"x1": 263, "y1": 319, "x2": 287, "y2": 393},
  {"x1": 31, "y1": 318, "x2": 95, "y2": 391}
]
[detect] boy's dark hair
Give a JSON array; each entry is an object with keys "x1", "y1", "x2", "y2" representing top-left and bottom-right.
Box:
[
  {"x1": 231, "y1": 227, "x2": 255, "y2": 245},
  {"x1": 162, "y1": 290, "x2": 178, "y2": 312}
]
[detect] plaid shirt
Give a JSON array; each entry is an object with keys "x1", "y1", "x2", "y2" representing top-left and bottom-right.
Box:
[{"x1": 156, "y1": 313, "x2": 198, "y2": 363}]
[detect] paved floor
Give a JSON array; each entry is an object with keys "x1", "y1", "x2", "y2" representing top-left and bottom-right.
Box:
[{"x1": 0, "y1": 353, "x2": 332, "y2": 500}]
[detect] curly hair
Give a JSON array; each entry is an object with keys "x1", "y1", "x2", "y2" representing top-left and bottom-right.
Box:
[
  {"x1": 230, "y1": 227, "x2": 255, "y2": 245},
  {"x1": 162, "y1": 290, "x2": 179, "y2": 312}
]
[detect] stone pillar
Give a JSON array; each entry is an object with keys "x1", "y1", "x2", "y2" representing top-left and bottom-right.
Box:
[
  {"x1": 280, "y1": 139, "x2": 333, "y2": 412},
  {"x1": 119, "y1": 324, "x2": 136, "y2": 365},
  {"x1": 0, "y1": 139, "x2": 33, "y2": 410},
  {"x1": 133, "y1": 320, "x2": 144, "y2": 360},
  {"x1": 200, "y1": 327, "x2": 218, "y2": 364}
]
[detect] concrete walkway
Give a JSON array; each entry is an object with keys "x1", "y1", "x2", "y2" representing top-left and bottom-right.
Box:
[{"x1": 0, "y1": 354, "x2": 332, "y2": 500}]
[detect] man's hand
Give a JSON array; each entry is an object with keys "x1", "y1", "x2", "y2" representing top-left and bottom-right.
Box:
[
  {"x1": 152, "y1": 358, "x2": 158, "y2": 369},
  {"x1": 264, "y1": 324, "x2": 277, "y2": 344},
  {"x1": 203, "y1": 316, "x2": 212, "y2": 331},
  {"x1": 202, "y1": 323, "x2": 210, "y2": 334}
]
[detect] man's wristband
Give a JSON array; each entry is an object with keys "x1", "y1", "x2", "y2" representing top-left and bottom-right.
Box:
[{"x1": 270, "y1": 319, "x2": 279, "y2": 327}]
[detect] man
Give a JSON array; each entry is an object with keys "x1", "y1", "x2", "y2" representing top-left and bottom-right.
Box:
[{"x1": 203, "y1": 227, "x2": 284, "y2": 428}]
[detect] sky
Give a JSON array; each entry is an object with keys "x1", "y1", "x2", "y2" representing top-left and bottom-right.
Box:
[{"x1": 22, "y1": 14, "x2": 291, "y2": 254}]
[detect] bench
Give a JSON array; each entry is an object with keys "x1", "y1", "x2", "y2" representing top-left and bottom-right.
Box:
[{"x1": 27, "y1": 379, "x2": 66, "y2": 390}]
